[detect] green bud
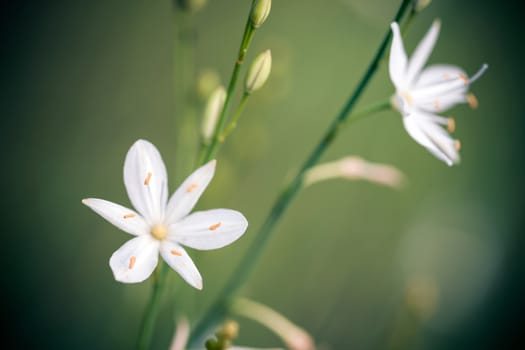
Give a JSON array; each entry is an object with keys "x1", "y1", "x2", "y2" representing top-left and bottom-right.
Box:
[
  {"x1": 196, "y1": 69, "x2": 221, "y2": 101},
  {"x1": 414, "y1": 0, "x2": 432, "y2": 12},
  {"x1": 250, "y1": 0, "x2": 271, "y2": 28},
  {"x1": 216, "y1": 320, "x2": 239, "y2": 341},
  {"x1": 175, "y1": 0, "x2": 207, "y2": 13},
  {"x1": 201, "y1": 86, "x2": 226, "y2": 143},
  {"x1": 245, "y1": 49, "x2": 272, "y2": 94}
]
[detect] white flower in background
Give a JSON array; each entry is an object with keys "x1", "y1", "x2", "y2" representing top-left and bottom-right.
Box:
[
  {"x1": 82, "y1": 139, "x2": 248, "y2": 288},
  {"x1": 389, "y1": 20, "x2": 488, "y2": 166}
]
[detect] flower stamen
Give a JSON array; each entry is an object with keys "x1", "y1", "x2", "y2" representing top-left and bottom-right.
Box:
[
  {"x1": 144, "y1": 172, "x2": 152, "y2": 186},
  {"x1": 209, "y1": 222, "x2": 222, "y2": 231},
  {"x1": 467, "y1": 93, "x2": 479, "y2": 109},
  {"x1": 151, "y1": 224, "x2": 167, "y2": 240},
  {"x1": 458, "y1": 73, "x2": 469, "y2": 85},
  {"x1": 447, "y1": 118, "x2": 456, "y2": 133},
  {"x1": 123, "y1": 213, "x2": 136, "y2": 219},
  {"x1": 455, "y1": 140, "x2": 462, "y2": 151},
  {"x1": 170, "y1": 249, "x2": 183, "y2": 256},
  {"x1": 129, "y1": 256, "x2": 136, "y2": 269},
  {"x1": 187, "y1": 183, "x2": 198, "y2": 193}
]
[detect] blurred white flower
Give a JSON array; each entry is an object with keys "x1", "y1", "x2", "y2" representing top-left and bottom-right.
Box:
[
  {"x1": 304, "y1": 156, "x2": 406, "y2": 189},
  {"x1": 83, "y1": 139, "x2": 248, "y2": 288},
  {"x1": 389, "y1": 20, "x2": 487, "y2": 166},
  {"x1": 233, "y1": 299, "x2": 316, "y2": 350}
]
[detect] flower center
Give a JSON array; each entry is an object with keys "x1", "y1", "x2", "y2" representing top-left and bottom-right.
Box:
[{"x1": 151, "y1": 224, "x2": 167, "y2": 240}]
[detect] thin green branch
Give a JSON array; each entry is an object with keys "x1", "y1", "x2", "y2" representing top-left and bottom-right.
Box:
[
  {"x1": 188, "y1": 1, "x2": 412, "y2": 346},
  {"x1": 220, "y1": 93, "x2": 250, "y2": 141},
  {"x1": 137, "y1": 262, "x2": 170, "y2": 350},
  {"x1": 201, "y1": 3, "x2": 257, "y2": 164}
]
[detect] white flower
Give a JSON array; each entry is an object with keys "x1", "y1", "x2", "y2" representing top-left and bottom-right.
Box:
[
  {"x1": 389, "y1": 20, "x2": 488, "y2": 166},
  {"x1": 82, "y1": 139, "x2": 248, "y2": 288}
]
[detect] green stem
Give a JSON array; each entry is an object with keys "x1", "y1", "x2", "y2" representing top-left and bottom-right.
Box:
[
  {"x1": 188, "y1": 1, "x2": 412, "y2": 346},
  {"x1": 345, "y1": 99, "x2": 392, "y2": 124},
  {"x1": 220, "y1": 92, "x2": 250, "y2": 141},
  {"x1": 137, "y1": 8, "x2": 198, "y2": 350},
  {"x1": 137, "y1": 262, "x2": 170, "y2": 350},
  {"x1": 201, "y1": 3, "x2": 257, "y2": 164}
]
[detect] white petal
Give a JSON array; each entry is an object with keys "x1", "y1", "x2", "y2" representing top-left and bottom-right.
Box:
[
  {"x1": 406, "y1": 19, "x2": 441, "y2": 84},
  {"x1": 165, "y1": 160, "x2": 216, "y2": 224},
  {"x1": 402, "y1": 111, "x2": 459, "y2": 166},
  {"x1": 109, "y1": 236, "x2": 159, "y2": 283},
  {"x1": 411, "y1": 65, "x2": 468, "y2": 104},
  {"x1": 169, "y1": 209, "x2": 248, "y2": 250},
  {"x1": 159, "y1": 242, "x2": 202, "y2": 290},
  {"x1": 124, "y1": 139, "x2": 168, "y2": 224},
  {"x1": 389, "y1": 22, "x2": 408, "y2": 89},
  {"x1": 414, "y1": 64, "x2": 467, "y2": 89},
  {"x1": 417, "y1": 91, "x2": 468, "y2": 113},
  {"x1": 82, "y1": 198, "x2": 149, "y2": 236}
]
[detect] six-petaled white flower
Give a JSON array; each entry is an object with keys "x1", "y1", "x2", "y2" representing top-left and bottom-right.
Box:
[
  {"x1": 389, "y1": 20, "x2": 488, "y2": 166},
  {"x1": 82, "y1": 139, "x2": 248, "y2": 289}
]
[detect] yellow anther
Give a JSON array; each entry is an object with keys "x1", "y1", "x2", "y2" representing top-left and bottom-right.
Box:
[
  {"x1": 187, "y1": 183, "x2": 198, "y2": 193},
  {"x1": 209, "y1": 222, "x2": 222, "y2": 231},
  {"x1": 467, "y1": 93, "x2": 478, "y2": 109},
  {"x1": 447, "y1": 118, "x2": 456, "y2": 133},
  {"x1": 129, "y1": 256, "x2": 136, "y2": 269},
  {"x1": 458, "y1": 73, "x2": 468, "y2": 85},
  {"x1": 401, "y1": 92, "x2": 413, "y2": 105},
  {"x1": 144, "y1": 172, "x2": 152, "y2": 186},
  {"x1": 151, "y1": 224, "x2": 167, "y2": 240},
  {"x1": 455, "y1": 140, "x2": 462, "y2": 151},
  {"x1": 123, "y1": 213, "x2": 136, "y2": 219},
  {"x1": 170, "y1": 249, "x2": 183, "y2": 256}
]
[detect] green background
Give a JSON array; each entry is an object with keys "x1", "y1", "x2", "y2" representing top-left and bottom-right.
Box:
[{"x1": 1, "y1": 0, "x2": 523, "y2": 349}]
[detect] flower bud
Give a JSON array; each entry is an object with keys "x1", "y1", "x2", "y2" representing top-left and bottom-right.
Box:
[
  {"x1": 414, "y1": 0, "x2": 432, "y2": 12},
  {"x1": 250, "y1": 0, "x2": 271, "y2": 28},
  {"x1": 245, "y1": 50, "x2": 272, "y2": 94},
  {"x1": 201, "y1": 86, "x2": 226, "y2": 143},
  {"x1": 304, "y1": 156, "x2": 406, "y2": 189},
  {"x1": 232, "y1": 298, "x2": 316, "y2": 350},
  {"x1": 197, "y1": 69, "x2": 221, "y2": 101},
  {"x1": 175, "y1": 0, "x2": 207, "y2": 13}
]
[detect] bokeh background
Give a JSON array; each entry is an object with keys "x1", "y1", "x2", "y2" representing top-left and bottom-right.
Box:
[{"x1": 1, "y1": 0, "x2": 524, "y2": 349}]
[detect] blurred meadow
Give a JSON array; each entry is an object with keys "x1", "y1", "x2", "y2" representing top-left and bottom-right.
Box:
[{"x1": 1, "y1": 0, "x2": 524, "y2": 349}]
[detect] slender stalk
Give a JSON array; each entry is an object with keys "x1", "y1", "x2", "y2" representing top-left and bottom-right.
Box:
[
  {"x1": 344, "y1": 99, "x2": 392, "y2": 125},
  {"x1": 201, "y1": 3, "x2": 256, "y2": 164},
  {"x1": 220, "y1": 93, "x2": 250, "y2": 141},
  {"x1": 175, "y1": 12, "x2": 198, "y2": 179},
  {"x1": 188, "y1": 1, "x2": 413, "y2": 346},
  {"x1": 137, "y1": 262, "x2": 170, "y2": 350},
  {"x1": 137, "y1": 8, "x2": 198, "y2": 349}
]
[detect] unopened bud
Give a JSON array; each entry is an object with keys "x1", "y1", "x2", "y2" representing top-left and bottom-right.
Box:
[
  {"x1": 197, "y1": 69, "x2": 221, "y2": 100},
  {"x1": 216, "y1": 320, "x2": 239, "y2": 341},
  {"x1": 414, "y1": 0, "x2": 432, "y2": 12},
  {"x1": 245, "y1": 50, "x2": 272, "y2": 94},
  {"x1": 232, "y1": 298, "x2": 316, "y2": 350},
  {"x1": 202, "y1": 86, "x2": 226, "y2": 143},
  {"x1": 175, "y1": 0, "x2": 207, "y2": 13},
  {"x1": 250, "y1": 0, "x2": 272, "y2": 28},
  {"x1": 304, "y1": 156, "x2": 406, "y2": 189}
]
